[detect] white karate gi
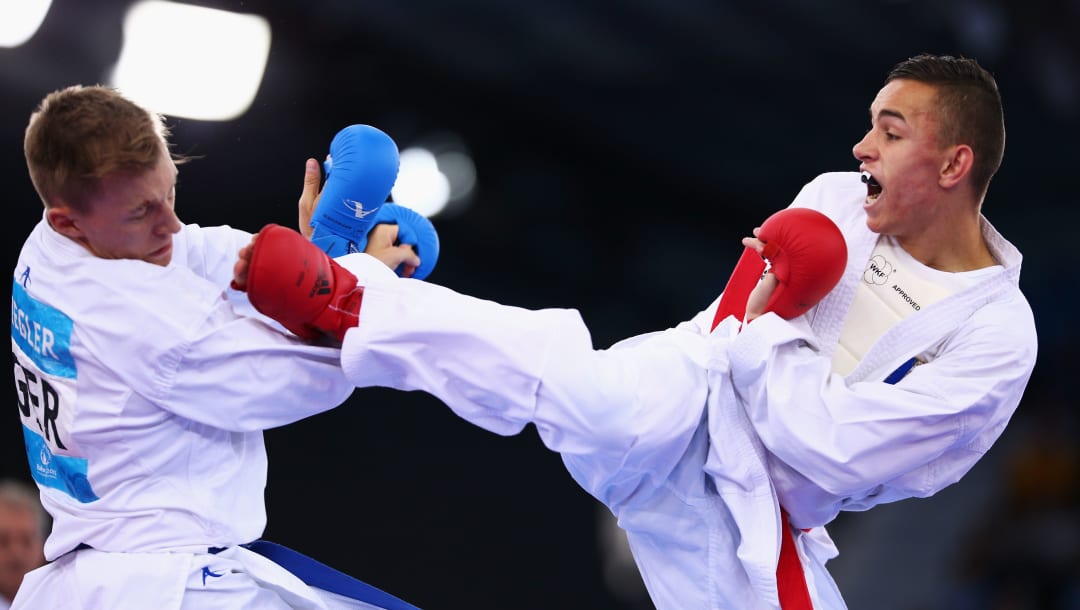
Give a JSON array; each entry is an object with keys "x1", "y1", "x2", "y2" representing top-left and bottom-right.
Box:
[
  {"x1": 10, "y1": 218, "x2": 373, "y2": 609},
  {"x1": 331, "y1": 171, "x2": 1036, "y2": 609}
]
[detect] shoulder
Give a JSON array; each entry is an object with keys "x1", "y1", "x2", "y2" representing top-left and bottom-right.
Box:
[
  {"x1": 787, "y1": 172, "x2": 869, "y2": 237},
  {"x1": 973, "y1": 283, "x2": 1037, "y2": 345},
  {"x1": 175, "y1": 223, "x2": 252, "y2": 248},
  {"x1": 792, "y1": 172, "x2": 865, "y2": 210},
  {"x1": 58, "y1": 258, "x2": 227, "y2": 349},
  {"x1": 172, "y1": 223, "x2": 256, "y2": 289},
  {"x1": 172, "y1": 223, "x2": 253, "y2": 275}
]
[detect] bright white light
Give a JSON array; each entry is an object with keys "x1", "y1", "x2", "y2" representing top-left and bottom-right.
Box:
[
  {"x1": 0, "y1": 0, "x2": 52, "y2": 48},
  {"x1": 392, "y1": 148, "x2": 451, "y2": 218},
  {"x1": 110, "y1": 1, "x2": 271, "y2": 121}
]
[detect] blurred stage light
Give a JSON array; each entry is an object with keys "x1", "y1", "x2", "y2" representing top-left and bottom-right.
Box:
[
  {"x1": 392, "y1": 133, "x2": 477, "y2": 218},
  {"x1": 438, "y1": 150, "x2": 477, "y2": 205},
  {"x1": 0, "y1": 0, "x2": 52, "y2": 48},
  {"x1": 392, "y1": 148, "x2": 451, "y2": 217},
  {"x1": 109, "y1": 1, "x2": 270, "y2": 121}
]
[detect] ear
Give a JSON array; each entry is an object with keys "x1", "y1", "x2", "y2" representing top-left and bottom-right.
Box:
[
  {"x1": 46, "y1": 205, "x2": 87, "y2": 242},
  {"x1": 939, "y1": 144, "x2": 974, "y2": 189}
]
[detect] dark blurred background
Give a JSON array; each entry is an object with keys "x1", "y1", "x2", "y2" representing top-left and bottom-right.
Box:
[{"x1": 3, "y1": 1, "x2": 1078, "y2": 608}]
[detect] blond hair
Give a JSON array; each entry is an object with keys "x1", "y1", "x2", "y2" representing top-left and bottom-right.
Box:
[{"x1": 24, "y1": 85, "x2": 178, "y2": 210}]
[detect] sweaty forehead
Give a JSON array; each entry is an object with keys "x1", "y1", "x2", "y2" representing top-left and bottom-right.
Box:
[{"x1": 90, "y1": 156, "x2": 177, "y2": 211}]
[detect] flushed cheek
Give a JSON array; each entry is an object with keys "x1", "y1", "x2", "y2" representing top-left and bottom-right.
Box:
[{"x1": 109, "y1": 234, "x2": 151, "y2": 259}]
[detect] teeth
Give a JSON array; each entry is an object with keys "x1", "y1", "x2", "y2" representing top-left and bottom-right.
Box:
[{"x1": 861, "y1": 171, "x2": 872, "y2": 184}]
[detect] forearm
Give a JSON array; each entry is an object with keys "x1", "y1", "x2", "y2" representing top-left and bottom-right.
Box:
[
  {"x1": 729, "y1": 314, "x2": 963, "y2": 495},
  {"x1": 729, "y1": 311, "x2": 1033, "y2": 501}
]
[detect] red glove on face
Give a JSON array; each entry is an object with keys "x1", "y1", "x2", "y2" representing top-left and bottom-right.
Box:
[
  {"x1": 711, "y1": 208, "x2": 847, "y2": 331},
  {"x1": 241, "y1": 224, "x2": 364, "y2": 342}
]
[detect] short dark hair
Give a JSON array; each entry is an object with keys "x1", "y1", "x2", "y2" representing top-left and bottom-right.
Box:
[{"x1": 887, "y1": 54, "x2": 1005, "y2": 198}]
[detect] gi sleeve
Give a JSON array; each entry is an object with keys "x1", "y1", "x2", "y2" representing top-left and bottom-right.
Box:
[
  {"x1": 726, "y1": 302, "x2": 1037, "y2": 527},
  {"x1": 77, "y1": 256, "x2": 357, "y2": 433},
  {"x1": 160, "y1": 302, "x2": 356, "y2": 432}
]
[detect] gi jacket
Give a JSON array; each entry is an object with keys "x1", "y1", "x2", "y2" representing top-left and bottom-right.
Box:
[
  {"x1": 12, "y1": 219, "x2": 353, "y2": 560},
  {"x1": 337, "y1": 172, "x2": 1037, "y2": 610}
]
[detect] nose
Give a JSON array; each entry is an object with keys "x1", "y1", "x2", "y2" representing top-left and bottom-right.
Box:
[
  {"x1": 157, "y1": 205, "x2": 183, "y2": 236},
  {"x1": 852, "y1": 130, "x2": 873, "y2": 162}
]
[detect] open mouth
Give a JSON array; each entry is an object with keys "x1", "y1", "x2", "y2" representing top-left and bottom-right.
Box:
[{"x1": 861, "y1": 171, "x2": 882, "y2": 202}]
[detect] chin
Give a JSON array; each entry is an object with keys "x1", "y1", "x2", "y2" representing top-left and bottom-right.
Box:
[{"x1": 863, "y1": 215, "x2": 885, "y2": 235}]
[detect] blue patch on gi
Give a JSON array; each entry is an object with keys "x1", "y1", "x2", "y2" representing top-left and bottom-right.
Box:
[
  {"x1": 22, "y1": 425, "x2": 98, "y2": 502},
  {"x1": 12, "y1": 279, "x2": 98, "y2": 502},
  {"x1": 11, "y1": 280, "x2": 76, "y2": 378}
]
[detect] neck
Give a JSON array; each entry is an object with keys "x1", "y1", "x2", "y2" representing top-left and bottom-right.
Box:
[
  {"x1": 896, "y1": 211, "x2": 995, "y2": 272},
  {"x1": 894, "y1": 194, "x2": 993, "y2": 269}
]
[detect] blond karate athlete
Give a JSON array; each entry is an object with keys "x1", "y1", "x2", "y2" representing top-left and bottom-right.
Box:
[{"x1": 10, "y1": 85, "x2": 422, "y2": 610}]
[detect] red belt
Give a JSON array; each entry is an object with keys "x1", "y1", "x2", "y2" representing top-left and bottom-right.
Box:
[
  {"x1": 711, "y1": 247, "x2": 813, "y2": 610},
  {"x1": 776, "y1": 508, "x2": 813, "y2": 609}
]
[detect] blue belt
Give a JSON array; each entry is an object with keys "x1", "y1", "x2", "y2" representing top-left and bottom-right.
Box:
[
  {"x1": 244, "y1": 540, "x2": 421, "y2": 610},
  {"x1": 73, "y1": 540, "x2": 421, "y2": 609},
  {"x1": 884, "y1": 356, "x2": 919, "y2": 385}
]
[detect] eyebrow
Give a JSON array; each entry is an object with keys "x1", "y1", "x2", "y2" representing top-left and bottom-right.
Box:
[{"x1": 872, "y1": 108, "x2": 907, "y2": 124}]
